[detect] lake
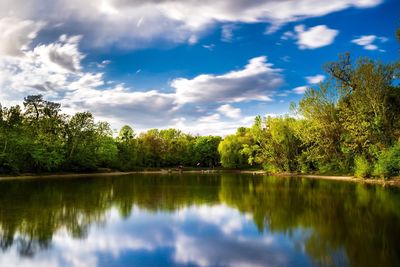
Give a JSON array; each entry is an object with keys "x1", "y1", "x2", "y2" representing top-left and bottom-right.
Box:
[{"x1": 0, "y1": 173, "x2": 399, "y2": 267}]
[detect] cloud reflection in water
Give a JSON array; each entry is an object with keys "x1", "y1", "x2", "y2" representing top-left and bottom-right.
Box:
[{"x1": 0, "y1": 204, "x2": 312, "y2": 267}]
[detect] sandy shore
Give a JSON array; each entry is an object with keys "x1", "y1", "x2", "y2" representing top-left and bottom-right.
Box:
[
  {"x1": 276, "y1": 173, "x2": 400, "y2": 187},
  {"x1": 0, "y1": 170, "x2": 399, "y2": 187}
]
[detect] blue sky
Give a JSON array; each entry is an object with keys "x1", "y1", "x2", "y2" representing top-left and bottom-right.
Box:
[{"x1": 0, "y1": 0, "x2": 398, "y2": 135}]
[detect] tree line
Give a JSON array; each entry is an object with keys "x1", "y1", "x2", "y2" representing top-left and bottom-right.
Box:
[
  {"x1": 0, "y1": 53, "x2": 399, "y2": 178},
  {"x1": 0, "y1": 96, "x2": 221, "y2": 173}
]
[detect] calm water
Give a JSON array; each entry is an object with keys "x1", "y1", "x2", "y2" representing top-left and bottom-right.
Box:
[{"x1": 0, "y1": 173, "x2": 399, "y2": 267}]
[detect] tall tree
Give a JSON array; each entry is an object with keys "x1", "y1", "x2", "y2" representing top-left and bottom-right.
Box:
[
  {"x1": 65, "y1": 112, "x2": 97, "y2": 170},
  {"x1": 218, "y1": 128, "x2": 251, "y2": 168},
  {"x1": 117, "y1": 125, "x2": 139, "y2": 170},
  {"x1": 193, "y1": 136, "x2": 221, "y2": 167}
]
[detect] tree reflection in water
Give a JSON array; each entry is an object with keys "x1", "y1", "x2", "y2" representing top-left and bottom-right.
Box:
[{"x1": 0, "y1": 174, "x2": 399, "y2": 267}]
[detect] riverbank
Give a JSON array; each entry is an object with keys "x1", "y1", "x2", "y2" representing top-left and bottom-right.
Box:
[
  {"x1": 287, "y1": 174, "x2": 400, "y2": 187},
  {"x1": 0, "y1": 169, "x2": 224, "y2": 180},
  {"x1": 0, "y1": 170, "x2": 399, "y2": 187}
]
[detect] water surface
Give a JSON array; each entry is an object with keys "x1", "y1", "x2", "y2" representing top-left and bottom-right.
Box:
[{"x1": 0, "y1": 173, "x2": 399, "y2": 267}]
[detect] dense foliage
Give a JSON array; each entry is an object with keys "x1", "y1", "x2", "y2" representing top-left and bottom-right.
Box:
[{"x1": 0, "y1": 96, "x2": 221, "y2": 173}]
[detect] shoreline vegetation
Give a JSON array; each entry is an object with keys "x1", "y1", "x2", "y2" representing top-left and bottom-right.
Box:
[
  {"x1": 1, "y1": 169, "x2": 399, "y2": 187},
  {"x1": 1, "y1": 36, "x2": 400, "y2": 180}
]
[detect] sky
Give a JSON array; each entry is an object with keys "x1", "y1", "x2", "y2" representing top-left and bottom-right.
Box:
[{"x1": 0, "y1": 0, "x2": 398, "y2": 135}]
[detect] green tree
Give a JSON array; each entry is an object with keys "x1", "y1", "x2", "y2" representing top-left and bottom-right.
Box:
[
  {"x1": 327, "y1": 55, "x2": 400, "y2": 156},
  {"x1": 297, "y1": 82, "x2": 344, "y2": 173},
  {"x1": 25, "y1": 96, "x2": 66, "y2": 171},
  {"x1": 0, "y1": 105, "x2": 28, "y2": 173},
  {"x1": 295, "y1": 53, "x2": 400, "y2": 175},
  {"x1": 218, "y1": 128, "x2": 251, "y2": 168},
  {"x1": 23, "y1": 95, "x2": 45, "y2": 122},
  {"x1": 193, "y1": 136, "x2": 221, "y2": 167},
  {"x1": 243, "y1": 116, "x2": 302, "y2": 172},
  {"x1": 95, "y1": 122, "x2": 118, "y2": 167},
  {"x1": 117, "y1": 125, "x2": 139, "y2": 170},
  {"x1": 118, "y1": 125, "x2": 135, "y2": 142},
  {"x1": 65, "y1": 112, "x2": 98, "y2": 170},
  {"x1": 159, "y1": 129, "x2": 192, "y2": 166},
  {"x1": 137, "y1": 129, "x2": 163, "y2": 167}
]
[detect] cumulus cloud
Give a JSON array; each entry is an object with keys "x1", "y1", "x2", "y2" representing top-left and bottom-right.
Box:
[
  {"x1": 30, "y1": 35, "x2": 84, "y2": 73},
  {"x1": 0, "y1": 0, "x2": 383, "y2": 49},
  {"x1": 351, "y1": 35, "x2": 387, "y2": 51},
  {"x1": 217, "y1": 104, "x2": 241, "y2": 119},
  {"x1": 0, "y1": 17, "x2": 44, "y2": 56},
  {"x1": 305, "y1": 74, "x2": 325, "y2": 84},
  {"x1": 63, "y1": 87, "x2": 178, "y2": 128},
  {"x1": 0, "y1": 54, "x2": 75, "y2": 107},
  {"x1": 0, "y1": 27, "x2": 278, "y2": 134},
  {"x1": 63, "y1": 55, "x2": 282, "y2": 131},
  {"x1": 294, "y1": 24, "x2": 339, "y2": 49},
  {"x1": 281, "y1": 24, "x2": 339, "y2": 49},
  {"x1": 290, "y1": 74, "x2": 327, "y2": 95},
  {"x1": 172, "y1": 115, "x2": 255, "y2": 136},
  {"x1": 291, "y1": 74, "x2": 325, "y2": 95},
  {"x1": 0, "y1": 29, "x2": 87, "y2": 107},
  {"x1": 292, "y1": 86, "x2": 308, "y2": 95},
  {"x1": 172, "y1": 56, "x2": 283, "y2": 105}
]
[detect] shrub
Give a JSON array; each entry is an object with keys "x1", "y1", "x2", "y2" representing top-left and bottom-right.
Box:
[
  {"x1": 262, "y1": 163, "x2": 280, "y2": 173},
  {"x1": 354, "y1": 155, "x2": 371, "y2": 178},
  {"x1": 317, "y1": 161, "x2": 346, "y2": 175},
  {"x1": 296, "y1": 153, "x2": 316, "y2": 174},
  {"x1": 373, "y1": 143, "x2": 400, "y2": 178}
]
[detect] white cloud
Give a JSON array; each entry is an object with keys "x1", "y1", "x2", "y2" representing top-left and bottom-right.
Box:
[
  {"x1": 217, "y1": 104, "x2": 241, "y2": 119},
  {"x1": 305, "y1": 74, "x2": 325, "y2": 84},
  {"x1": 294, "y1": 24, "x2": 339, "y2": 49},
  {"x1": 291, "y1": 74, "x2": 325, "y2": 96},
  {"x1": 29, "y1": 35, "x2": 84, "y2": 73},
  {"x1": 0, "y1": 30, "x2": 88, "y2": 108},
  {"x1": 172, "y1": 56, "x2": 283, "y2": 105},
  {"x1": 264, "y1": 0, "x2": 381, "y2": 33},
  {"x1": 198, "y1": 114, "x2": 221, "y2": 123},
  {"x1": 62, "y1": 87, "x2": 178, "y2": 129},
  {"x1": 351, "y1": 35, "x2": 387, "y2": 51},
  {"x1": 0, "y1": 0, "x2": 383, "y2": 49},
  {"x1": 0, "y1": 29, "x2": 278, "y2": 134},
  {"x1": 292, "y1": 86, "x2": 308, "y2": 95},
  {"x1": 171, "y1": 115, "x2": 255, "y2": 137},
  {"x1": 64, "y1": 55, "x2": 282, "y2": 132},
  {"x1": 0, "y1": 17, "x2": 44, "y2": 56}
]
